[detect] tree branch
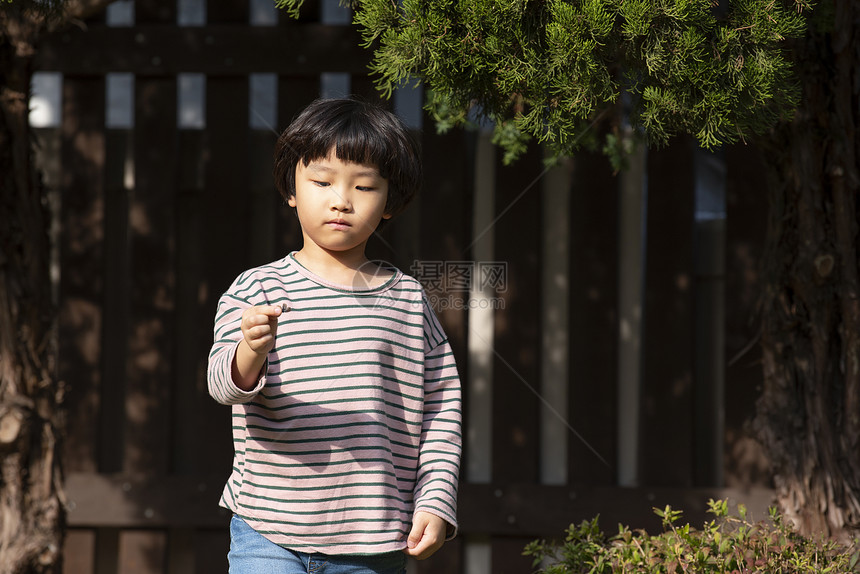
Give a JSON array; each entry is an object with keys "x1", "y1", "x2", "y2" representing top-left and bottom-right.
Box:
[{"x1": 46, "y1": 0, "x2": 118, "y2": 34}]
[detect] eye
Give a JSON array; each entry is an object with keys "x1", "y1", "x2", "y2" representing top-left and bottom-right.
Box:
[
  {"x1": 312, "y1": 180, "x2": 330, "y2": 187},
  {"x1": 355, "y1": 186, "x2": 376, "y2": 192}
]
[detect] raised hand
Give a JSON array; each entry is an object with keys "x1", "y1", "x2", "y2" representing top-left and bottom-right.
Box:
[
  {"x1": 232, "y1": 305, "x2": 283, "y2": 390},
  {"x1": 241, "y1": 305, "x2": 283, "y2": 354}
]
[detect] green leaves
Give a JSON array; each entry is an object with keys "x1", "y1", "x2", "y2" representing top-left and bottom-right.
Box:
[
  {"x1": 276, "y1": 0, "x2": 811, "y2": 164},
  {"x1": 274, "y1": 0, "x2": 303, "y2": 19},
  {"x1": 524, "y1": 500, "x2": 860, "y2": 573}
]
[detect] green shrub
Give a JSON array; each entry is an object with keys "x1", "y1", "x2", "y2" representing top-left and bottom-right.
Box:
[{"x1": 524, "y1": 499, "x2": 860, "y2": 573}]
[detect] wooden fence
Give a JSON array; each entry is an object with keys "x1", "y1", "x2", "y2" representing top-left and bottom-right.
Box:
[{"x1": 32, "y1": 1, "x2": 776, "y2": 573}]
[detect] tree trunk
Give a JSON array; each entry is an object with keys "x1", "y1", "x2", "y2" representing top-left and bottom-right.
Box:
[
  {"x1": 753, "y1": 0, "x2": 860, "y2": 543},
  {"x1": 1, "y1": 4, "x2": 118, "y2": 571},
  {"x1": 0, "y1": 10, "x2": 64, "y2": 574}
]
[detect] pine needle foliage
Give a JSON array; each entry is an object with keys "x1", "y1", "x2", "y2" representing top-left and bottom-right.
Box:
[{"x1": 277, "y1": 0, "x2": 812, "y2": 162}]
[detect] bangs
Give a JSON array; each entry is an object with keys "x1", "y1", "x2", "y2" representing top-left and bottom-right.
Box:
[{"x1": 297, "y1": 109, "x2": 396, "y2": 178}]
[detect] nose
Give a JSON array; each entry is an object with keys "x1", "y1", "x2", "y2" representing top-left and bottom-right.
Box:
[{"x1": 329, "y1": 187, "x2": 351, "y2": 212}]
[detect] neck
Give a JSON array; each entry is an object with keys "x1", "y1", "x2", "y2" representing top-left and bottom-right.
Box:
[
  {"x1": 292, "y1": 242, "x2": 395, "y2": 289},
  {"x1": 293, "y1": 243, "x2": 370, "y2": 280}
]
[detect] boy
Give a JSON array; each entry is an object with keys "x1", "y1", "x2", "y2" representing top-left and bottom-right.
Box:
[{"x1": 207, "y1": 98, "x2": 463, "y2": 574}]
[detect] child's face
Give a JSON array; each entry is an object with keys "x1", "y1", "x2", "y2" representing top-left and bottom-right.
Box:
[{"x1": 289, "y1": 151, "x2": 391, "y2": 257}]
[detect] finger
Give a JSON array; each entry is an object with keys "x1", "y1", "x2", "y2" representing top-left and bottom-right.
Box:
[
  {"x1": 245, "y1": 305, "x2": 283, "y2": 326},
  {"x1": 244, "y1": 305, "x2": 280, "y2": 321},
  {"x1": 246, "y1": 337, "x2": 273, "y2": 352},
  {"x1": 242, "y1": 314, "x2": 265, "y2": 329},
  {"x1": 403, "y1": 537, "x2": 442, "y2": 560},
  {"x1": 405, "y1": 514, "x2": 427, "y2": 551},
  {"x1": 246, "y1": 323, "x2": 274, "y2": 338},
  {"x1": 257, "y1": 305, "x2": 283, "y2": 317}
]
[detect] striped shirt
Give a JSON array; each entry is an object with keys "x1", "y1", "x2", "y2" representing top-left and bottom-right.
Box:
[{"x1": 207, "y1": 253, "x2": 463, "y2": 555}]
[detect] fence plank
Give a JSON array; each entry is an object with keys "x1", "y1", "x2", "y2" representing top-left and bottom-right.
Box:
[
  {"x1": 59, "y1": 75, "x2": 105, "y2": 475},
  {"x1": 247, "y1": 130, "x2": 280, "y2": 266},
  {"x1": 196, "y1": 74, "x2": 251, "y2": 497},
  {"x1": 193, "y1": 529, "x2": 230, "y2": 574},
  {"x1": 63, "y1": 529, "x2": 96, "y2": 574},
  {"x1": 277, "y1": 75, "x2": 320, "y2": 133},
  {"x1": 491, "y1": 145, "x2": 543, "y2": 483},
  {"x1": 491, "y1": 536, "x2": 535, "y2": 574},
  {"x1": 724, "y1": 144, "x2": 771, "y2": 486},
  {"x1": 118, "y1": 531, "x2": 167, "y2": 574},
  {"x1": 279, "y1": 0, "x2": 322, "y2": 24},
  {"x1": 173, "y1": 130, "x2": 223, "y2": 476},
  {"x1": 274, "y1": 76, "x2": 317, "y2": 255},
  {"x1": 202, "y1": 76, "x2": 251, "y2": 319},
  {"x1": 101, "y1": 130, "x2": 132, "y2": 474},
  {"x1": 488, "y1": 145, "x2": 544, "y2": 574},
  {"x1": 37, "y1": 26, "x2": 370, "y2": 75},
  {"x1": 414, "y1": 537, "x2": 462, "y2": 574},
  {"x1": 64, "y1": 473, "x2": 775, "y2": 534},
  {"x1": 640, "y1": 139, "x2": 695, "y2": 486},
  {"x1": 136, "y1": 0, "x2": 176, "y2": 23},
  {"x1": 458, "y1": 483, "x2": 776, "y2": 536},
  {"x1": 65, "y1": 474, "x2": 229, "y2": 528},
  {"x1": 414, "y1": 123, "x2": 472, "y2": 573},
  {"x1": 350, "y1": 74, "x2": 386, "y2": 106},
  {"x1": 165, "y1": 528, "x2": 194, "y2": 574},
  {"x1": 94, "y1": 528, "x2": 119, "y2": 574},
  {"x1": 207, "y1": 0, "x2": 248, "y2": 23},
  {"x1": 567, "y1": 150, "x2": 618, "y2": 484},
  {"x1": 125, "y1": 76, "x2": 177, "y2": 475},
  {"x1": 417, "y1": 123, "x2": 472, "y2": 359}
]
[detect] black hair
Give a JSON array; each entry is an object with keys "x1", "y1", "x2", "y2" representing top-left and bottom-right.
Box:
[{"x1": 273, "y1": 98, "x2": 421, "y2": 218}]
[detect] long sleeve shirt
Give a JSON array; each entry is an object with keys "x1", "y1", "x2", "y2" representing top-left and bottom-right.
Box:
[{"x1": 207, "y1": 253, "x2": 463, "y2": 555}]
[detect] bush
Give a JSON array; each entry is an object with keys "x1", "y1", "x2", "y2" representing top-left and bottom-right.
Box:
[{"x1": 524, "y1": 499, "x2": 860, "y2": 573}]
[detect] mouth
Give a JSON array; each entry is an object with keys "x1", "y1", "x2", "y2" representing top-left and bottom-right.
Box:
[{"x1": 325, "y1": 219, "x2": 351, "y2": 229}]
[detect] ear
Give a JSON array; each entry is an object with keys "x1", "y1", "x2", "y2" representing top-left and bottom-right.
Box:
[
  {"x1": 287, "y1": 195, "x2": 297, "y2": 208},
  {"x1": 382, "y1": 212, "x2": 392, "y2": 220}
]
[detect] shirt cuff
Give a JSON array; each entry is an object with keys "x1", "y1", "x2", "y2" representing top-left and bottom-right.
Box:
[{"x1": 226, "y1": 341, "x2": 267, "y2": 400}]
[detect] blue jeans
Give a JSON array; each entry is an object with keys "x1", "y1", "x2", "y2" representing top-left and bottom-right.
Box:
[{"x1": 228, "y1": 515, "x2": 408, "y2": 574}]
